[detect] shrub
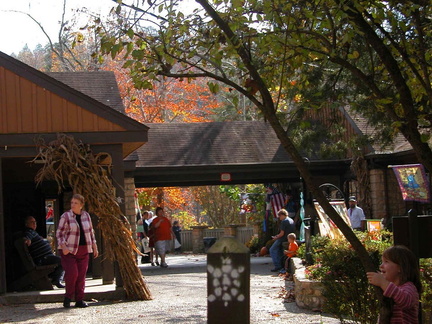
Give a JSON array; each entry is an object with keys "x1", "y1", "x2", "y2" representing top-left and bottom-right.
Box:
[
  {"x1": 304, "y1": 231, "x2": 392, "y2": 323},
  {"x1": 421, "y1": 258, "x2": 432, "y2": 323},
  {"x1": 304, "y1": 231, "x2": 432, "y2": 322},
  {"x1": 245, "y1": 235, "x2": 260, "y2": 254},
  {"x1": 297, "y1": 234, "x2": 330, "y2": 265}
]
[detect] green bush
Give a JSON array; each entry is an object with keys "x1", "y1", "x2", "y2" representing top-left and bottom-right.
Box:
[
  {"x1": 245, "y1": 235, "x2": 260, "y2": 254},
  {"x1": 420, "y1": 258, "x2": 432, "y2": 323},
  {"x1": 304, "y1": 231, "x2": 392, "y2": 323},
  {"x1": 297, "y1": 234, "x2": 330, "y2": 265},
  {"x1": 303, "y1": 232, "x2": 432, "y2": 323}
]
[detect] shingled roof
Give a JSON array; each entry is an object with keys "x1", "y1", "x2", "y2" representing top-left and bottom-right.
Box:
[
  {"x1": 131, "y1": 121, "x2": 353, "y2": 187},
  {"x1": 47, "y1": 71, "x2": 124, "y2": 113},
  {"x1": 135, "y1": 121, "x2": 294, "y2": 167},
  {"x1": 341, "y1": 106, "x2": 413, "y2": 154},
  {"x1": 134, "y1": 116, "x2": 414, "y2": 170}
]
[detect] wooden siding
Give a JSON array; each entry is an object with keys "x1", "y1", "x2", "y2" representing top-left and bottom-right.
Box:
[
  {"x1": 305, "y1": 105, "x2": 373, "y2": 156},
  {"x1": 307, "y1": 106, "x2": 354, "y2": 142},
  {"x1": 0, "y1": 67, "x2": 125, "y2": 134}
]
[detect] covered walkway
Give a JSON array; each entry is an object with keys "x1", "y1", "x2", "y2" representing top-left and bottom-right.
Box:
[{"x1": 129, "y1": 121, "x2": 352, "y2": 187}]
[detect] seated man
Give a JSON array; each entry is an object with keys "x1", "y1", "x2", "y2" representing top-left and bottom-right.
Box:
[
  {"x1": 23, "y1": 216, "x2": 64, "y2": 288},
  {"x1": 269, "y1": 209, "x2": 296, "y2": 272}
]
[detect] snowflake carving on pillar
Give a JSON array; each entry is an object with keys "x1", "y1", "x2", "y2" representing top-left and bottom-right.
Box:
[{"x1": 207, "y1": 256, "x2": 246, "y2": 306}]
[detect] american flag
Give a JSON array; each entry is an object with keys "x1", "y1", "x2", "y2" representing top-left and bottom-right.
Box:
[{"x1": 270, "y1": 192, "x2": 286, "y2": 218}]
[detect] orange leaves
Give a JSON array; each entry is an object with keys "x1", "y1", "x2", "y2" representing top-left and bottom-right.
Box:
[
  {"x1": 102, "y1": 58, "x2": 223, "y2": 123},
  {"x1": 136, "y1": 187, "x2": 191, "y2": 214}
]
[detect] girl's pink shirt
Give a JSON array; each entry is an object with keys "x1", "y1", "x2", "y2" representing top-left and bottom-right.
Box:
[{"x1": 383, "y1": 281, "x2": 419, "y2": 324}]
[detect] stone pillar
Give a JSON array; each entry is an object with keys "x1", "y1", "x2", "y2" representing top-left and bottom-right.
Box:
[
  {"x1": 253, "y1": 221, "x2": 261, "y2": 236},
  {"x1": 124, "y1": 177, "x2": 137, "y2": 230},
  {"x1": 96, "y1": 145, "x2": 124, "y2": 286},
  {"x1": 369, "y1": 169, "x2": 387, "y2": 219},
  {"x1": 386, "y1": 169, "x2": 406, "y2": 216},
  {"x1": 192, "y1": 225, "x2": 208, "y2": 253},
  {"x1": 207, "y1": 237, "x2": 250, "y2": 324},
  {"x1": 224, "y1": 224, "x2": 241, "y2": 239},
  {"x1": 91, "y1": 216, "x2": 102, "y2": 279}
]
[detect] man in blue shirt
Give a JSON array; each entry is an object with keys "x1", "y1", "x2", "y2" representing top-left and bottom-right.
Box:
[
  {"x1": 269, "y1": 209, "x2": 296, "y2": 272},
  {"x1": 348, "y1": 196, "x2": 366, "y2": 231},
  {"x1": 23, "y1": 216, "x2": 64, "y2": 288}
]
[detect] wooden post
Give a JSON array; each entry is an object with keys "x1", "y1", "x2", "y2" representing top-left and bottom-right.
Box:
[
  {"x1": 207, "y1": 237, "x2": 250, "y2": 324},
  {"x1": 408, "y1": 209, "x2": 419, "y2": 259},
  {"x1": 0, "y1": 158, "x2": 5, "y2": 294}
]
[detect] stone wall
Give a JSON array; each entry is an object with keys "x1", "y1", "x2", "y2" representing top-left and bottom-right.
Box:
[
  {"x1": 124, "y1": 177, "x2": 136, "y2": 229},
  {"x1": 191, "y1": 226, "x2": 208, "y2": 253},
  {"x1": 291, "y1": 258, "x2": 325, "y2": 311},
  {"x1": 369, "y1": 168, "x2": 410, "y2": 220},
  {"x1": 385, "y1": 169, "x2": 406, "y2": 216},
  {"x1": 369, "y1": 169, "x2": 387, "y2": 219}
]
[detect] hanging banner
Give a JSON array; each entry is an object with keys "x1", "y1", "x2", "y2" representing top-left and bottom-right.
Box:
[
  {"x1": 389, "y1": 164, "x2": 431, "y2": 203},
  {"x1": 314, "y1": 201, "x2": 351, "y2": 239},
  {"x1": 299, "y1": 192, "x2": 305, "y2": 241}
]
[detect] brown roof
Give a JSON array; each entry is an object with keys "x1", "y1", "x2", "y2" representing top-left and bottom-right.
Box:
[
  {"x1": 47, "y1": 72, "x2": 125, "y2": 113},
  {"x1": 131, "y1": 121, "x2": 354, "y2": 187},
  {"x1": 341, "y1": 107, "x2": 413, "y2": 154},
  {"x1": 135, "y1": 116, "x2": 414, "y2": 169},
  {"x1": 135, "y1": 121, "x2": 294, "y2": 167}
]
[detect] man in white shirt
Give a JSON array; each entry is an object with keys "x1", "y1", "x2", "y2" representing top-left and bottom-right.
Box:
[{"x1": 348, "y1": 196, "x2": 366, "y2": 231}]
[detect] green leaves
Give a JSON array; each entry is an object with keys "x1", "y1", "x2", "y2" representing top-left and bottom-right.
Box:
[
  {"x1": 347, "y1": 50, "x2": 360, "y2": 59},
  {"x1": 94, "y1": 0, "x2": 432, "y2": 169},
  {"x1": 132, "y1": 49, "x2": 145, "y2": 61},
  {"x1": 207, "y1": 81, "x2": 220, "y2": 94}
]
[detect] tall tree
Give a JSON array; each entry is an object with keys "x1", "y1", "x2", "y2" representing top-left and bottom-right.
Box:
[
  {"x1": 11, "y1": 0, "x2": 105, "y2": 72},
  {"x1": 191, "y1": 186, "x2": 242, "y2": 227},
  {"x1": 99, "y1": 0, "x2": 431, "y2": 317}
]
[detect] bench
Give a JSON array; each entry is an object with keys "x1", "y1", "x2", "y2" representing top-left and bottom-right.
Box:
[{"x1": 9, "y1": 233, "x2": 57, "y2": 292}]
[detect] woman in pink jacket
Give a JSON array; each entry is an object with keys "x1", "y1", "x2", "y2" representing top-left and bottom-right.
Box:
[{"x1": 57, "y1": 194, "x2": 98, "y2": 308}]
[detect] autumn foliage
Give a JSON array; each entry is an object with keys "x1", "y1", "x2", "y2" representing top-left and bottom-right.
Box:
[
  {"x1": 136, "y1": 187, "x2": 201, "y2": 229},
  {"x1": 102, "y1": 57, "x2": 233, "y2": 228},
  {"x1": 103, "y1": 58, "x2": 222, "y2": 123}
]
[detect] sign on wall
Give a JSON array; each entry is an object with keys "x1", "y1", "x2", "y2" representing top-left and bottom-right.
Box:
[{"x1": 389, "y1": 164, "x2": 430, "y2": 203}]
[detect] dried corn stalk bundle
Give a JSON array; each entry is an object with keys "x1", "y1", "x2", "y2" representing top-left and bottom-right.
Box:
[{"x1": 33, "y1": 133, "x2": 152, "y2": 300}]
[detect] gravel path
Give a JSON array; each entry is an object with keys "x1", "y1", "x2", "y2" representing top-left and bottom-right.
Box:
[{"x1": 0, "y1": 255, "x2": 341, "y2": 323}]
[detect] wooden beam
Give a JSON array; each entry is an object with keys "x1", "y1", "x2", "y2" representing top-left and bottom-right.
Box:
[
  {"x1": 0, "y1": 131, "x2": 147, "y2": 146},
  {"x1": 0, "y1": 158, "x2": 6, "y2": 294}
]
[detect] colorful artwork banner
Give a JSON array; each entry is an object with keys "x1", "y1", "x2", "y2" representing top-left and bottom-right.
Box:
[
  {"x1": 314, "y1": 201, "x2": 350, "y2": 239},
  {"x1": 390, "y1": 164, "x2": 430, "y2": 203}
]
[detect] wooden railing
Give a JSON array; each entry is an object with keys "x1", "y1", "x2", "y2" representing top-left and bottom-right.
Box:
[{"x1": 179, "y1": 226, "x2": 254, "y2": 252}]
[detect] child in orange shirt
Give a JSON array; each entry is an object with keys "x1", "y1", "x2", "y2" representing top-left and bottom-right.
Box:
[{"x1": 280, "y1": 233, "x2": 299, "y2": 274}]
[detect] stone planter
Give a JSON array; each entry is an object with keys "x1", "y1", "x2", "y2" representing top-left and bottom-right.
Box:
[{"x1": 291, "y1": 258, "x2": 325, "y2": 311}]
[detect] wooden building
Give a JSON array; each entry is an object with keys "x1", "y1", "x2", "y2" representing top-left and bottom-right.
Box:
[{"x1": 0, "y1": 52, "x2": 148, "y2": 294}]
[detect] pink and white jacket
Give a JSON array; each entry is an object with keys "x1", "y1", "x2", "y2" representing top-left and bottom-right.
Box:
[{"x1": 56, "y1": 210, "x2": 96, "y2": 255}]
